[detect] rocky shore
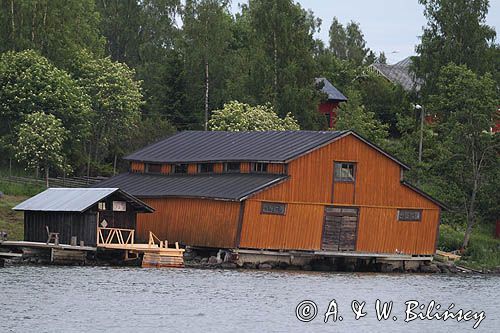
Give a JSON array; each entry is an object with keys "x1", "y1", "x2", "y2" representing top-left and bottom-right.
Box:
[{"x1": 183, "y1": 251, "x2": 498, "y2": 274}]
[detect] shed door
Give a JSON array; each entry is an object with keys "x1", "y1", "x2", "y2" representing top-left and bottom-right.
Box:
[{"x1": 322, "y1": 206, "x2": 358, "y2": 251}]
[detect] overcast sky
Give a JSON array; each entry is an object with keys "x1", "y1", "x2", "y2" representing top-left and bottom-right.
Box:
[{"x1": 231, "y1": 0, "x2": 500, "y2": 64}]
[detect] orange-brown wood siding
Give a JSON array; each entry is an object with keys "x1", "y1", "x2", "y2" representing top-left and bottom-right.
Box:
[
  {"x1": 239, "y1": 134, "x2": 441, "y2": 254},
  {"x1": 161, "y1": 164, "x2": 172, "y2": 174},
  {"x1": 267, "y1": 163, "x2": 286, "y2": 174},
  {"x1": 241, "y1": 162, "x2": 251, "y2": 173},
  {"x1": 137, "y1": 198, "x2": 241, "y2": 248},
  {"x1": 188, "y1": 164, "x2": 197, "y2": 174},
  {"x1": 214, "y1": 163, "x2": 224, "y2": 173},
  {"x1": 130, "y1": 162, "x2": 145, "y2": 173}
]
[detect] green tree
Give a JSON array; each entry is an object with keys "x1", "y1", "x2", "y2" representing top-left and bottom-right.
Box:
[
  {"x1": 0, "y1": 50, "x2": 92, "y2": 169},
  {"x1": 328, "y1": 17, "x2": 347, "y2": 59},
  {"x1": 15, "y1": 112, "x2": 68, "y2": 187},
  {"x1": 208, "y1": 101, "x2": 300, "y2": 131},
  {"x1": 68, "y1": 51, "x2": 142, "y2": 175},
  {"x1": 241, "y1": 0, "x2": 322, "y2": 129},
  {"x1": 415, "y1": 0, "x2": 497, "y2": 93},
  {"x1": 335, "y1": 89, "x2": 389, "y2": 145},
  {"x1": 428, "y1": 64, "x2": 498, "y2": 248},
  {"x1": 0, "y1": 0, "x2": 104, "y2": 67},
  {"x1": 328, "y1": 18, "x2": 369, "y2": 65},
  {"x1": 181, "y1": 0, "x2": 234, "y2": 130}
]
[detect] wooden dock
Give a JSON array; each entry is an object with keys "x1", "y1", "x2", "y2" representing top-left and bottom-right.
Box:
[
  {"x1": 97, "y1": 227, "x2": 185, "y2": 268},
  {"x1": 0, "y1": 228, "x2": 185, "y2": 268}
]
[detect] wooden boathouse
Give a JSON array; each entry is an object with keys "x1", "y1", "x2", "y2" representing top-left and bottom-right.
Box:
[
  {"x1": 5, "y1": 188, "x2": 184, "y2": 267},
  {"x1": 95, "y1": 130, "x2": 447, "y2": 259}
]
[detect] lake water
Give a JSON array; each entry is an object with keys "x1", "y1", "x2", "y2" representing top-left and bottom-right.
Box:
[{"x1": 0, "y1": 265, "x2": 498, "y2": 332}]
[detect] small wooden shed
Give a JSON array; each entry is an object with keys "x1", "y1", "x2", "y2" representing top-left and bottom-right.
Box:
[{"x1": 13, "y1": 188, "x2": 154, "y2": 246}]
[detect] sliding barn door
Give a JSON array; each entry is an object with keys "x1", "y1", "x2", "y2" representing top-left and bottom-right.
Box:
[{"x1": 322, "y1": 206, "x2": 359, "y2": 251}]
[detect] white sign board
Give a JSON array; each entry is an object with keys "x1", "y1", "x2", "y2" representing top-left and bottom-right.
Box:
[{"x1": 112, "y1": 201, "x2": 126, "y2": 212}]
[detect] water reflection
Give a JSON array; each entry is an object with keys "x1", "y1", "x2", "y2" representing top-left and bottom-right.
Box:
[{"x1": 1, "y1": 266, "x2": 498, "y2": 332}]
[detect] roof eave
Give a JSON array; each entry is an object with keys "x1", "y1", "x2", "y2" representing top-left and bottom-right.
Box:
[{"x1": 401, "y1": 180, "x2": 449, "y2": 211}]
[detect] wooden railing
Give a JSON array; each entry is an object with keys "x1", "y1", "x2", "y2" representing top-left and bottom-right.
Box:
[
  {"x1": 148, "y1": 231, "x2": 180, "y2": 250},
  {"x1": 97, "y1": 227, "x2": 135, "y2": 245}
]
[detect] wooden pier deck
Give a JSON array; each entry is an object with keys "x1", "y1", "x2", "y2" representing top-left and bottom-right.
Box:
[{"x1": 97, "y1": 227, "x2": 185, "y2": 267}]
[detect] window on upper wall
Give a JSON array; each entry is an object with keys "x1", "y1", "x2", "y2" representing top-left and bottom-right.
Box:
[
  {"x1": 173, "y1": 163, "x2": 188, "y2": 174},
  {"x1": 261, "y1": 202, "x2": 287, "y2": 215},
  {"x1": 224, "y1": 162, "x2": 240, "y2": 173},
  {"x1": 146, "y1": 163, "x2": 162, "y2": 173},
  {"x1": 251, "y1": 162, "x2": 268, "y2": 173},
  {"x1": 397, "y1": 209, "x2": 422, "y2": 222},
  {"x1": 334, "y1": 162, "x2": 356, "y2": 182},
  {"x1": 198, "y1": 163, "x2": 214, "y2": 173}
]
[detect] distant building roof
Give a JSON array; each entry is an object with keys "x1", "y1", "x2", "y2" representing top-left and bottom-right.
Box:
[
  {"x1": 125, "y1": 130, "x2": 347, "y2": 163},
  {"x1": 315, "y1": 77, "x2": 348, "y2": 102},
  {"x1": 13, "y1": 188, "x2": 154, "y2": 212},
  {"x1": 93, "y1": 173, "x2": 288, "y2": 201},
  {"x1": 369, "y1": 57, "x2": 422, "y2": 92}
]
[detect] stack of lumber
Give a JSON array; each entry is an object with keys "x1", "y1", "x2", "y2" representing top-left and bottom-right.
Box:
[{"x1": 434, "y1": 250, "x2": 461, "y2": 262}]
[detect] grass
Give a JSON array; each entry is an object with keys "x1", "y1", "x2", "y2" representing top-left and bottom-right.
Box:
[
  {"x1": 438, "y1": 223, "x2": 500, "y2": 270},
  {"x1": 0, "y1": 180, "x2": 44, "y2": 240},
  {"x1": 0, "y1": 194, "x2": 27, "y2": 240}
]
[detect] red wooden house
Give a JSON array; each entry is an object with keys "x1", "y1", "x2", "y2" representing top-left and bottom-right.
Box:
[
  {"x1": 96, "y1": 130, "x2": 446, "y2": 257},
  {"x1": 316, "y1": 77, "x2": 347, "y2": 128}
]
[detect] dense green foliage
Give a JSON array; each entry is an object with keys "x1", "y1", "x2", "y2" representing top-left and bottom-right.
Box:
[
  {"x1": 0, "y1": 0, "x2": 498, "y2": 251},
  {"x1": 209, "y1": 101, "x2": 299, "y2": 131}
]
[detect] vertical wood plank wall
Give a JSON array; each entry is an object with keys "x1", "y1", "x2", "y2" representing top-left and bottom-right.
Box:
[
  {"x1": 187, "y1": 164, "x2": 197, "y2": 174},
  {"x1": 130, "y1": 162, "x2": 145, "y2": 173},
  {"x1": 136, "y1": 198, "x2": 240, "y2": 248},
  {"x1": 161, "y1": 164, "x2": 171, "y2": 174},
  {"x1": 239, "y1": 134, "x2": 440, "y2": 255},
  {"x1": 240, "y1": 163, "x2": 251, "y2": 173}
]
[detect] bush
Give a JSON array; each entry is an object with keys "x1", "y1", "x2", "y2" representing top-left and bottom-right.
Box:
[{"x1": 438, "y1": 224, "x2": 463, "y2": 251}]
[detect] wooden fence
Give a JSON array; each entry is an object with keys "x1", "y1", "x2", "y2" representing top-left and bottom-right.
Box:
[{"x1": 0, "y1": 175, "x2": 108, "y2": 188}]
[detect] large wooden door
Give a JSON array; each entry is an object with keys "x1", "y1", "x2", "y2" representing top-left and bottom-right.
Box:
[{"x1": 322, "y1": 206, "x2": 359, "y2": 251}]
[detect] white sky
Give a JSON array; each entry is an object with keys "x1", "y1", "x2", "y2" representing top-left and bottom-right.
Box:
[{"x1": 230, "y1": 0, "x2": 500, "y2": 64}]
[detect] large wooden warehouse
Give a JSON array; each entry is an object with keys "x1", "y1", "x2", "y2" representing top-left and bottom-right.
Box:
[{"x1": 96, "y1": 130, "x2": 446, "y2": 256}]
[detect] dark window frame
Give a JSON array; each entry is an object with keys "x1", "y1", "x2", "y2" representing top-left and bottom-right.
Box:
[
  {"x1": 334, "y1": 162, "x2": 356, "y2": 182},
  {"x1": 146, "y1": 163, "x2": 162, "y2": 173},
  {"x1": 173, "y1": 163, "x2": 188, "y2": 174},
  {"x1": 224, "y1": 162, "x2": 241, "y2": 173},
  {"x1": 198, "y1": 163, "x2": 214, "y2": 173},
  {"x1": 397, "y1": 209, "x2": 422, "y2": 222},
  {"x1": 260, "y1": 202, "x2": 287, "y2": 216},
  {"x1": 251, "y1": 162, "x2": 268, "y2": 173}
]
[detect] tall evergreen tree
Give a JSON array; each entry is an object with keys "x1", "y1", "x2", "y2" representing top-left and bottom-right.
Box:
[
  {"x1": 0, "y1": 0, "x2": 104, "y2": 67},
  {"x1": 415, "y1": 0, "x2": 497, "y2": 93}
]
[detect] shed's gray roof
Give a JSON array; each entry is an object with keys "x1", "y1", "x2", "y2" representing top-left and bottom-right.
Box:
[
  {"x1": 369, "y1": 57, "x2": 422, "y2": 92},
  {"x1": 13, "y1": 188, "x2": 154, "y2": 212},
  {"x1": 93, "y1": 173, "x2": 288, "y2": 201},
  {"x1": 125, "y1": 130, "x2": 347, "y2": 163},
  {"x1": 315, "y1": 77, "x2": 348, "y2": 101}
]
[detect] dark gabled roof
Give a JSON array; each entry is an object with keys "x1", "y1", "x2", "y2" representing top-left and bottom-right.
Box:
[
  {"x1": 92, "y1": 173, "x2": 288, "y2": 201},
  {"x1": 315, "y1": 77, "x2": 348, "y2": 102},
  {"x1": 369, "y1": 57, "x2": 423, "y2": 92},
  {"x1": 125, "y1": 130, "x2": 347, "y2": 163},
  {"x1": 401, "y1": 181, "x2": 449, "y2": 211},
  {"x1": 13, "y1": 188, "x2": 154, "y2": 213}
]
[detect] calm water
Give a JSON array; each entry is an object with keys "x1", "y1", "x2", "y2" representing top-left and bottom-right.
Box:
[{"x1": 0, "y1": 265, "x2": 499, "y2": 332}]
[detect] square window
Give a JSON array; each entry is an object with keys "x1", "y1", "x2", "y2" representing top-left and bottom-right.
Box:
[
  {"x1": 334, "y1": 162, "x2": 356, "y2": 182},
  {"x1": 173, "y1": 163, "x2": 188, "y2": 174},
  {"x1": 251, "y1": 163, "x2": 268, "y2": 173},
  {"x1": 198, "y1": 163, "x2": 214, "y2": 173},
  {"x1": 261, "y1": 202, "x2": 287, "y2": 215},
  {"x1": 146, "y1": 163, "x2": 162, "y2": 173},
  {"x1": 225, "y1": 162, "x2": 240, "y2": 172},
  {"x1": 397, "y1": 209, "x2": 422, "y2": 222}
]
